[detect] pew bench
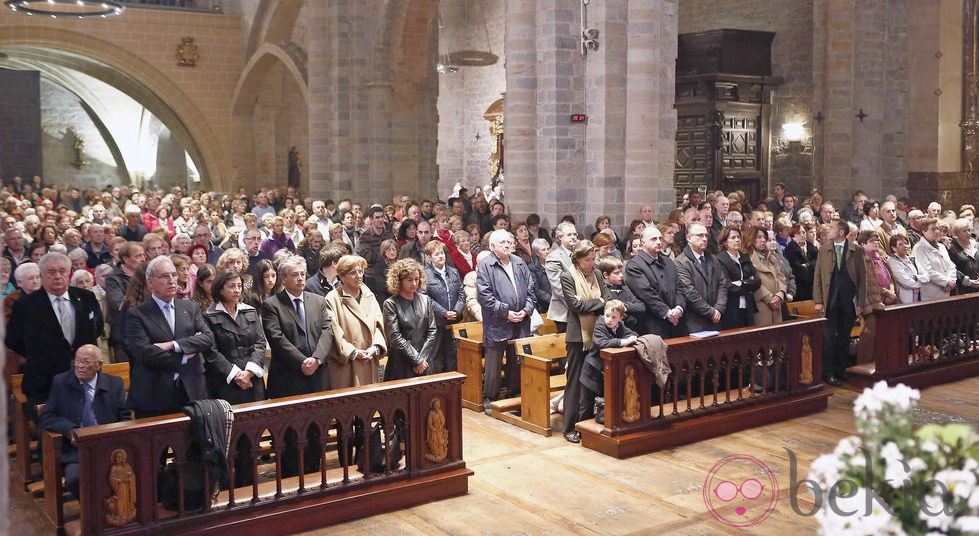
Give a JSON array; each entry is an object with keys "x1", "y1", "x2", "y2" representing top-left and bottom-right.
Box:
[
  {"x1": 65, "y1": 373, "x2": 470, "y2": 535},
  {"x1": 490, "y1": 333, "x2": 567, "y2": 436},
  {"x1": 452, "y1": 317, "x2": 559, "y2": 413},
  {"x1": 13, "y1": 363, "x2": 131, "y2": 494}
]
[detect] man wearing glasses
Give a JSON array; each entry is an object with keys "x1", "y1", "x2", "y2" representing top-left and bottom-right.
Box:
[
  {"x1": 192, "y1": 223, "x2": 223, "y2": 264},
  {"x1": 125, "y1": 256, "x2": 213, "y2": 418},
  {"x1": 545, "y1": 222, "x2": 579, "y2": 334}
]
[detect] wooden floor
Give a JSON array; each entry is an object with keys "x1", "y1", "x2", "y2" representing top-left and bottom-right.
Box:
[{"x1": 10, "y1": 377, "x2": 979, "y2": 535}]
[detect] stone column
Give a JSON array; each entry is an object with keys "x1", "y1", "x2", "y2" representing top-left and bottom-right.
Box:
[
  {"x1": 506, "y1": 0, "x2": 678, "y2": 228},
  {"x1": 813, "y1": 0, "x2": 909, "y2": 202}
]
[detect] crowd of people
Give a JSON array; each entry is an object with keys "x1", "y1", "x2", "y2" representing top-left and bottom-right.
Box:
[{"x1": 4, "y1": 176, "x2": 978, "y2": 469}]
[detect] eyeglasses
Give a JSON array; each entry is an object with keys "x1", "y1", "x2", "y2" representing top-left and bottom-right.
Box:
[
  {"x1": 154, "y1": 272, "x2": 179, "y2": 280},
  {"x1": 713, "y1": 479, "x2": 764, "y2": 501}
]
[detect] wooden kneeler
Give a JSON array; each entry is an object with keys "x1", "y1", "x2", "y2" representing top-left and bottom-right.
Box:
[{"x1": 490, "y1": 333, "x2": 567, "y2": 436}]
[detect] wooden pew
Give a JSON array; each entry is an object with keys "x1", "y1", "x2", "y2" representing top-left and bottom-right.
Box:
[
  {"x1": 490, "y1": 333, "x2": 567, "y2": 436},
  {"x1": 13, "y1": 363, "x2": 130, "y2": 494},
  {"x1": 36, "y1": 362, "x2": 130, "y2": 534},
  {"x1": 577, "y1": 319, "x2": 830, "y2": 458},
  {"x1": 847, "y1": 293, "x2": 979, "y2": 389},
  {"x1": 788, "y1": 299, "x2": 819, "y2": 319},
  {"x1": 70, "y1": 373, "x2": 471, "y2": 535},
  {"x1": 452, "y1": 317, "x2": 559, "y2": 412},
  {"x1": 451, "y1": 321, "x2": 485, "y2": 412}
]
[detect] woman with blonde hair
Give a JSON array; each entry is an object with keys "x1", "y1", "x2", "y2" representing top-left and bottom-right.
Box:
[
  {"x1": 382, "y1": 258, "x2": 437, "y2": 380},
  {"x1": 216, "y1": 248, "x2": 252, "y2": 295},
  {"x1": 325, "y1": 255, "x2": 387, "y2": 388}
]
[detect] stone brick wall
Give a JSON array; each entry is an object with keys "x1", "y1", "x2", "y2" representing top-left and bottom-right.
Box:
[{"x1": 0, "y1": 70, "x2": 42, "y2": 181}]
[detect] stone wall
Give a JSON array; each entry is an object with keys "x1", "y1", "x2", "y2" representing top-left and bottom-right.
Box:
[{"x1": 436, "y1": 0, "x2": 506, "y2": 201}]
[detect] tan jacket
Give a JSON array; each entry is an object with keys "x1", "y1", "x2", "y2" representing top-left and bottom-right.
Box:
[
  {"x1": 750, "y1": 250, "x2": 788, "y2": 325},
  {"x1": 324, "y1": 284, "x2": 387, "y2": 389}
]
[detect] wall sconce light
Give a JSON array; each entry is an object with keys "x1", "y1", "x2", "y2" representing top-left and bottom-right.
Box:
[{"x1": 782, "y1": 122, "x2": 806, "y2": 142}]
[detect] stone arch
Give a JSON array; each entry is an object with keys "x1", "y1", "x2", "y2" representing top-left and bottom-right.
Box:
[
  {"x1": 377, "y1": 0, "x2": 439, "y2": 105},
  {"x1": 231, "y1": 42, "x2": 309, "y2": 191},
  {"x1": 0, "y1": 27, "x2": 229, "y2": 191},
  {"x1": 245, "y1": 0, "x2": 306, "y2": 58}
]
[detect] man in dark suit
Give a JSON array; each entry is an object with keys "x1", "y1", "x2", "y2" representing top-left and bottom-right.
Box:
[
  {"x1": 262, "y1": 255, "x2": 334, "y2": 475},
  {"x1": 262, "y1": 255, "x2": 334, "y2": 398},
  {"x1": 675, "y1": 223, "x2": 729, "y2": 334},
  {"x1": 126, "y1": 256, "x2": 214, "y2": 418},
  {"x1": 39, "y1": 344, "x2": 128, "y2": 499},
  {"x1": 624, "y1": 226, "x2": 688, "y2": 338},
  {"x1": 6, "y1": 252, "x2": 104, "y2": 412},
  {"x1": 813, "y1": 219, "x2": 867, "y2": 386}
]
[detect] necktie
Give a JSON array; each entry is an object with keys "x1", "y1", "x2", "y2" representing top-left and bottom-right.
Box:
[
  {"x1": 56, "y1": 297, "x2": 74, "y2": 345},
  {"x1": 163, "y1": 303, "x2": 175, "y2": 333},
  {"x1": 81, "y1": 383, "x2": 97, "y2": 427},
  {"x1": 699, "y1": 254, "x2": 708, "y2": 274},
  {"x1": 835, "y1": 244, "x2": 843, "y2": 269},
  {"x1": 294, "y1": 298, "x2": 311, "y2": 354}
]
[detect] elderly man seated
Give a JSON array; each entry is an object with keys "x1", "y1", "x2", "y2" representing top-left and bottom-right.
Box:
[{"x1": 39, "y1": 344, "x2": 129, "y2": 499}]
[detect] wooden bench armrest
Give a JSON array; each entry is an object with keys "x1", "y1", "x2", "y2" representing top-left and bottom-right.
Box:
[{"x1": 42, "y1": 430, "x2": 66, "y2": 530}]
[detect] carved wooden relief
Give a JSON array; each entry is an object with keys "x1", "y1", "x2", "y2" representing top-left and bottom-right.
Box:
[
  {"x1": 799, "y1": 335, "x2": 813, "y2": 385},
  {"x1": 105, "y1": 449, "x2": 137, "y2": 527},
  {"x1": 622, "y1": 365, "x2": 640, "y2": 424},
  {"x1": 424, "y1": 397, "x2": 448, "y2": 463}
]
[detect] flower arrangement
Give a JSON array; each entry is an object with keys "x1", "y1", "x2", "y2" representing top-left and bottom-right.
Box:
[{"x1": 808, "y1": 381, "x2": 979, "y2": 535}]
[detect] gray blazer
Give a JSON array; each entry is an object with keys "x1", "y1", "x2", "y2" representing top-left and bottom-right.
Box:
[{"x1": 545, "y1": 246, "x2": 573, "y2": 322}]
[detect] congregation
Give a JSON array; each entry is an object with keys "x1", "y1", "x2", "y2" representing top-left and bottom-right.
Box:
[{"x1": 3, "y1": 175, "x2": 978, "y2": 470}]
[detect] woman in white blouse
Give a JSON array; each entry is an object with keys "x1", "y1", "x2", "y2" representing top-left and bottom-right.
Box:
[
  {"x1": 910, "y1": 218, "x2": 957, "y2": 301},
  {"x1": 886, "y1": 234, "x2": 928, "y2": 303}
]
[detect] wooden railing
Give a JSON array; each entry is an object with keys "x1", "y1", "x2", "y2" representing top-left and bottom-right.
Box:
[
  {"x1": 848, "y1": 293, "x2": 979, "y2": 389},
  {"x1": 73, "y1": 373, "x2": 471, "y2": 535},
  {"x1": 577, "y1": 319, "x2": 830, "y2": 458}
]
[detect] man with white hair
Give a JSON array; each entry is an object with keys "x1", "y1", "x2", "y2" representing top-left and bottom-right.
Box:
[
  {"x1": 476, "y1": 230, "x2": 536, "y2": 414},
  {"x1": 927, "y1": 202, "x2": 942, "y2": 219},
  {"x1": 545, "y1": 222, "x2": 579, "y2": 333},
  {"x1": 7, "y1": 252, "x2": 104, "y2": 411},
  {"x1": 119, "y1": 204, "x2": 148, "y2": 242},
  {"x1": 125, "y1": 256, "x2": 213, "y2": 418},
  {"x1": 905, "y1": 209, "x2": 925, "y2": 248}
]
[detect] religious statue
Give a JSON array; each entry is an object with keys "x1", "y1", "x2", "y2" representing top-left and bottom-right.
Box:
[
  {"x1": 622, "y1": 365, "x2": 640, "y2": 423},
  {"x1": 177, "y1": 37, "x2": 199, "y2": 67},
  {"x1": 799, "y1": 335, "x2": 813, "y2": 385},
  {"x1": 288, "y1": 146, "x2": 302, "y2": 190},
  {"x1": 69, "y1": 128, "x2": 88, "y2": 170},
  {"x1": 424, "y1": 397, "x2": 449, "y2": 463},
  {"x1": 106, "y1": 449, "x2": 137, "y2": 526}
]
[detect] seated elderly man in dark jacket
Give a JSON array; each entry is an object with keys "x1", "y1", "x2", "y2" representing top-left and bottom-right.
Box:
[
  {"x1": 476, "y1": 229, "x2": 536, "y2": 415},
  {"x1": 40, "y1": 344, "x2": 129, "y2": 499}
]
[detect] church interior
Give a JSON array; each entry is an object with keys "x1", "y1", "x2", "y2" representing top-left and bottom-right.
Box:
[{"x1": 2, "y1": 0, "x2": 979, "y2": 534}]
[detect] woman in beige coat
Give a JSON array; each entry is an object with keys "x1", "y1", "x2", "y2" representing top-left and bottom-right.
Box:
[
  {"x1": 324, "y1": 255, "x2": 387, "y2": 388},
  {"x1": 745, "y1": 226, "x2": 787, "y2": 325}
]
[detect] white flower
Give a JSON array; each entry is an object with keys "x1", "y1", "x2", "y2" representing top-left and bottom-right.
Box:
[
  {"x1": 934, "y1": 467, "x2": 977, "y2": 500},
  {"x1": 954, "y1": 515, "x2": 979, "y2": 532},
  {"x1": 834, "y1": 436, "x2": 863, "y2": 458},
  {"x1": 907, "y1": 457, "x2": 927, "y2": 473},
  {"x1": 809, "y1": 453, "x2": 846, "y2": 485},
  {"x1": 920, "y1": 494, "x2": 954, "y2": 532},
  {"x1": 817, "y1": 488, "x2": 902, "y2": 536}
]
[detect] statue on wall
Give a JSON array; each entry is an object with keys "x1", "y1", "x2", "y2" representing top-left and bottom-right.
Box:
[
  {"x1": 105, "y1": 449, "x2": 137, "y2": 526},
  {"x1": 177, "y1": 37, "x2": 200, "y2": 67},
  {"x1": 288, "y1": 146, "x2": 302, "y2": 190},
  {"x1": 68, "y1": 128, "x2": 88, "y2": 170}
]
